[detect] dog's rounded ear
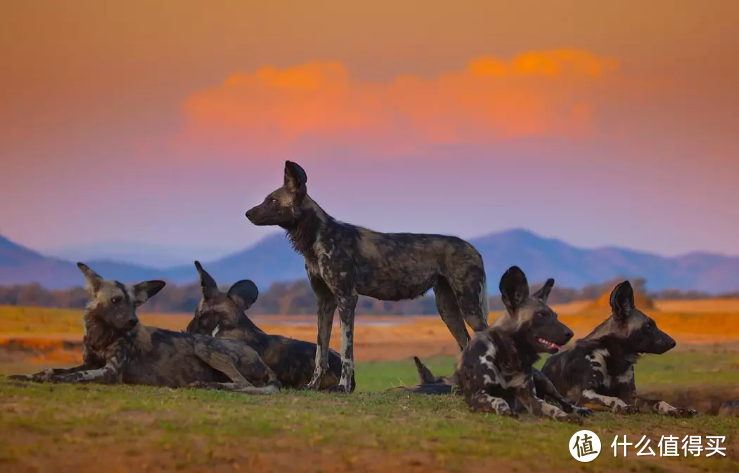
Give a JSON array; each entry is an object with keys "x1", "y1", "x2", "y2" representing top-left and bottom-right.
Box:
[
  {"x1": 609, "y1": 280, "x2": 635, "y2": 323},
  {"x1": 194, "y1": 261, "x2": 220, "y2": 300},
  {"x1": 132, "y1": 280, "x2": 167, "y2": 307},
  {"x1": 284, "y1": 161, "x2": 308, "y2": 201},
  {"x1": 227, "y1": 280, "x2": 259, "y2": 311},
  {"x1": 499, "y1": 266, "x2": 530, "y2": 314},
  {"x1": 77, "y1": 262, "x2": 104, "y2": 294},
  {"x1": 532, "y1": 278, "x2": 555, "y2": 303}
]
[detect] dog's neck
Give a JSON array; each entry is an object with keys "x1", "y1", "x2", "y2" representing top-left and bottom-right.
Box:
[
  {"x1": 82, "y1": 311, "x2": 127, "y2": 352},
  {"x1": 283, "y1": 195, "x2": 336, "y2": 258},
  {"x1": 578, "y1": 335, "x2": 640, "y2": 375},
  {"x1": 232, "y1": 312, "x2": 270, "y2": 344},
  {"x1": 489, "y1": 328, "x2": 540, "y2": 374}
]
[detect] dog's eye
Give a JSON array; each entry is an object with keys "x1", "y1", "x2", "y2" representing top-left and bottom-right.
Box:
[
  {"x1": 111, "y1": 296, "x2": 122, "y2": 304},
  {"x1": 268, "y1": 198, "x2": 278, "y2": 205}
]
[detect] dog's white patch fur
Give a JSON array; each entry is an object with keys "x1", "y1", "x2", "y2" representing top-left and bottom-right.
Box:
[
  {"x1": 479, "y1": 341, "x2": 496, "y2": 370},
  {"x1": 582, "y1": 389, "x2": 628, "y2": 409},
  {"x1": 616, "y1": 365, "x2": 634, "y2": 385},
  {"x1": 586, "y1": 348, "x2": 610, "y2": 387}
]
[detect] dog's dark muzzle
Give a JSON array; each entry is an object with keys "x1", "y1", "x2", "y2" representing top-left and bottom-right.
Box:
[
  {"x1": 651, "y1": 333, "x2": 677, "y2": 354},
  {"x1": 245, "y1": 208, "x2": 257, "y2": 222},
  {"x1": 536, "y1": 321, "x2": 574, "y2": 354}
]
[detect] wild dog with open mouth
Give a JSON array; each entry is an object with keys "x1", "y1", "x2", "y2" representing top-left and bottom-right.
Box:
[
  {"x1": 415, "y1": 266, "x2": 583, "y2": 423},
  {"x1": 541, "y1": 280, "x2": 697, "y2": 417},
  {"x1": 389, "y1": 274, "x2": 591, "y2": 418},
  {"x1": 185, "y1": 261, "x2": 354, "y2": 391},
  {"x1": 245, "y1": 161, "x2": 490, "y2": 393},
  {"x1": 395, "y1": 356, "x2": 592, "y2": 418},
  {"x1": 10, "y1": 263, "x2": 280, "y2": 395}
]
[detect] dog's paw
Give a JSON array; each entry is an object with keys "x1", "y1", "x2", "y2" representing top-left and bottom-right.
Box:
[
  {"x1": 613, "y1": 403, "x2": 640, "y2": 415},
  {"x1": 7, "y1": 374, "x2": 33, "y2": 382},
  {"x1": 188, "y1": 381, "x2": 210, "y2": 390},
  {"x1": 499, "y1": 409, "x2": 518, "y2": 418},
  {"x1": 326, "y1": 384, "x2": 350, "y2": 394},
  {"x1": 558, "y1": 413, "x2": 584, "y2": 425},
  {"x1": 668, "y1": 407, "x2": 698, "y2": 418},
  {"x1": 574, "y1": 406, "x2": 594, "y2": 417}
]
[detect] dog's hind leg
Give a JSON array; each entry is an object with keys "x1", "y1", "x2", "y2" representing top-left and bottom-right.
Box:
[
  {"x1": 448, "y1": 273, "x2": 489, "y2": 334},
  {"x1": 434, "y1": 278, "x2": 471, "y2": 350},
  {"x1": 533, "y1": 369, "x2": 592, "y2": 417},
  {"x1": 193, "y1": 343, "x2": 279, "y2": 395}
]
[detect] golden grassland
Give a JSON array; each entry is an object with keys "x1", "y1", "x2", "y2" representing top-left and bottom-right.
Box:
[{"x1": 3, "y1": 299, "x2": 739, "y2": 370}]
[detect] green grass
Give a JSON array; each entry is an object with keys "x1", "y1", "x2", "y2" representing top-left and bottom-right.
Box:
[
  {"x1": 359, "y1": 350, "x2": 739, "y2": 392},
  {"x1": 1, "y1": 351, "x2": 738, "y2": 472}
]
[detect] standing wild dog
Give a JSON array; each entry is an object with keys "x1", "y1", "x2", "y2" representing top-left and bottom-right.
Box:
[
  {"x1": 10, "y1": 263, "x2": 280, "y2": 394},
  {"x1": 541, "y1": 281, "x2": 697, "y2": 417},
  {"x1": 245, "y1": 161, "x2": 489, "y2": 393},
  {"x1": 185, "y1": 261, "x2": 354, "y2": 391}
]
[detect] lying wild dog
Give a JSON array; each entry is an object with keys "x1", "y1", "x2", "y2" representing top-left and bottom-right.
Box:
[
  {"x1": 10, "y1": 263, "x2": 280, "y2": 394},
  {"x1": 453, "y1": 266, "x2": 585, "y2": 422},
  {"x1": 185, "y1": 261, "x2": 354, "y2": 391},
  {"x1": 391, "y1": 266, "x2": 583, "y2": 422},
  {"x1": 388, "y1": 276, "x2": 591, "y2": 418},
  {"x1": 245, "y1": 161, "x2": 490, "y2": 392},
  {"x1": 394, "y1": 356, "x2": 592, "y2": 418},
  {"x1": 541, "y1": 281, "x2": 697, "y2": 417}
]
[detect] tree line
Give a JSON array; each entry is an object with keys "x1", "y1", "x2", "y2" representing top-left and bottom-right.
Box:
[{"x1": 0, "y1": 277, "x2": 737, "y2": 315}]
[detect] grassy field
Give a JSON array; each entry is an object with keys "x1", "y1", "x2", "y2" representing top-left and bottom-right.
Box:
[
  {"x1": 2, "y1": 351, "x2": 739, "y2": 473},
  {"x1": 2, "y1": 303, "x2": 739, "y2": 472}
]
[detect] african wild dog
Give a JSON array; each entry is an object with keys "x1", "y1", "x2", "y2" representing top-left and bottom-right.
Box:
[
  {"x1": 245, "y1": 161, "x2": 489, "y2": 393},
  {"x1": 541, "y1": 280, "x2": 697, "y2": 417},
  {"x1": 185, "y1": 261, "x2": 354, "y2": 391},
  {"x1": 390, "y1": 272, "x2": 591, "y2": 419},
  {"x1": 10, "y1": 263, "x2": 280, "y2": 394},
  {"x1": 393, "y1": 356, "x2": 592, "y2": 418},
  {"x1": 451, "y1": 266, "x2": 585, "y2": 422}
]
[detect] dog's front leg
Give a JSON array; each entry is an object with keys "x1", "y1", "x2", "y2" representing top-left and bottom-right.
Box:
[
  {"x1": 580, "y1": 389, "x2": 639, "y2": 414},
  {"x1": 532, "y1": 369, "x2": 593, "y2": 417},
  {"x1": 615, "y1": 375, "x2": 696, "y2": 417},
  {"x1": 634, "y1": 396, "x2": 696, "y2": 417},
  {"x1": 305, "y1": 276, "x2": 338, "y2": 391},
  {"x1": 49, "y1": 344, "x2": 126, "y2": 385},
  {"x1": 50, "y1": 358, "x2": 123, "y2": 384},
  {"x1": 467, "y1": 391, "x2": 517, "y2": 417},
  {"x1": 517, "y1": 383, "x2": 583, "y2": 424},
  {"x1": 333, "y1": 291, "x2": 358, "y2": 393},
  {"x1": 8, "y1": 363, "x2": 95, "y2": 383}
]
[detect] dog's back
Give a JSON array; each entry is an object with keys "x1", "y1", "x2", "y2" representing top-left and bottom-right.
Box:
[{"x1": 121, "y1": 325, "x2": 278, "y2": 389}]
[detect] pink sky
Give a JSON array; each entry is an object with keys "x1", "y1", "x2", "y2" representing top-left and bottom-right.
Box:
[{"x1": 1, "y1": 1, "x2": 738, "y2": 256}]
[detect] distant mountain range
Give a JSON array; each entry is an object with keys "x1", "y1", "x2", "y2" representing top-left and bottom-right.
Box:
[
  {"x1": 44, "y1": 241, "x2": 231, "y2": 269},
  {"x1": 2, "y1": 229, "x2": 739, "y2": 294}
]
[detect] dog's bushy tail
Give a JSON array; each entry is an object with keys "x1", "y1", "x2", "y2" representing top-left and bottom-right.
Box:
[{"x1": 414, "y1": 356, "x2": 438, "y2": 384}]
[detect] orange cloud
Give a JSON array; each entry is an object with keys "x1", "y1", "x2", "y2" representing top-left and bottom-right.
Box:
[{"x1": 174, "y1": 49, "x2": 619, "y2": 157}]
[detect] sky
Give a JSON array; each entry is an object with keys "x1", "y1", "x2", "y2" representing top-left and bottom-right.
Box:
[{"x1": 2, "y1": 1, "x2": 738, "y2": 258}]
